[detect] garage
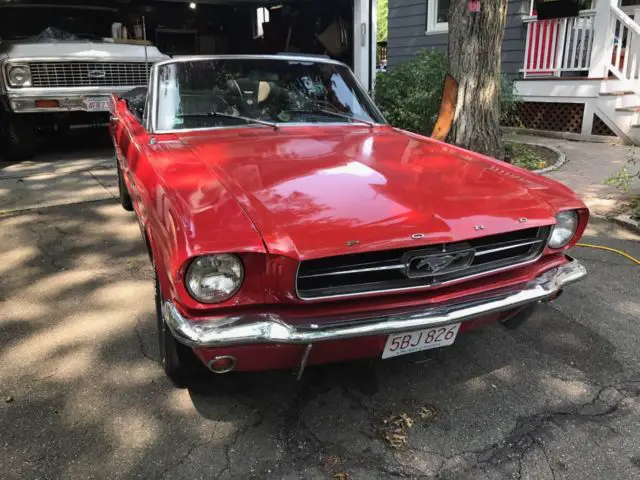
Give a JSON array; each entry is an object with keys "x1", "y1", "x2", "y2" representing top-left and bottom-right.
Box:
[{"x1": 0, "y1": 0, "x2": 377, "y2": 159}]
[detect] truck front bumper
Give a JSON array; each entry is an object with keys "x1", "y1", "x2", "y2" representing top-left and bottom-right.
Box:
[
  {"x1": 5, "y1": 86, "x2": 133, "y2": 113},
  {"x1": 162, "y1": 257, "x2": 587, "y2": 349}
]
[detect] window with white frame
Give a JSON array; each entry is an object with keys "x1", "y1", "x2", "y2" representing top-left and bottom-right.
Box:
[{"x1": 426, "y1": 0, "x2": 450, "y2": 34}]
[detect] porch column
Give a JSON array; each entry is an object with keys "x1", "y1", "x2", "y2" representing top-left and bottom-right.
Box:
[{"x1": 589, "y1": 0, "x2": 616, "y2": 78}]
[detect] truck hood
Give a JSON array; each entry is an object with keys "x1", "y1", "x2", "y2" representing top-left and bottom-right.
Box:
[
  {"x1": 180, "y1": 126, "x2": 577, "y2": 260},
  {"x1": 0, "y1": 41, "x2": 167, "y2": 62}
]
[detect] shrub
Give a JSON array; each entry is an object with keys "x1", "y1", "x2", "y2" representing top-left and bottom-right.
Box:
[
  {"x1": 606, "y1": 149, "x2": 640, "y2": 220},
  {"x1": 374, "y1": 50, "x2": 447, "y2": 134},
  {"x1": 375, "y1": 49, "x2": 519, "y2": 134},
  {"x1": 500, "y1": 74, "x2": 520, "y2": 126}
]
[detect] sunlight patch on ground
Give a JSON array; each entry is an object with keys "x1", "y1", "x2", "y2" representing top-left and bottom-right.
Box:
[
  {"x1": 1, "y1": 308, "x2": 144, "y2": 373},
  {"x1": 164, "y1": 388, "x2": 202, "y2": 414},
  {"x1": 540, "y1": 377, "x2": 593, "y2": 402},
  {"x1": 0, "y1": 246, "x2": 39, "y2": 276},
  {"x1": 109, "y1": 411, "x2": 161, "y2": 450},
  {"x1": 0, "y1": 299, "x2": 48, "y2": 322},
  {"x1": 86, "y1": 280, "x2": 153, "y2": 308},
  {"x1": 461, "y1": 375, "x2": 494, "y2": 393},
  {"x1": 104, "y1": 362, "x2": 163, "y2": 386},
  {"x1": 485, "y1": 364, "x2": 517, "y2": 382}
]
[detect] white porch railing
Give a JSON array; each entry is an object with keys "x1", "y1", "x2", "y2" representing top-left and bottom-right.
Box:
[
  {"x1": 606, "y1": 5, "x2": 640, "y2": 85},
  {"x1": 522, "y1": 10, "x2": 597, "y2": 78}
]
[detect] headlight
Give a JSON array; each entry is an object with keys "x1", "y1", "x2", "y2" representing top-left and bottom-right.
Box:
[
  {"x1": 7, "y1": 65, "x2": 31, "y2": 87},
  {"x1": 185, "y1": 254, "x2": 244, "y2": 303},
  {"x1": 548, "y1": 210, "x2": 579, "y2": 248}
]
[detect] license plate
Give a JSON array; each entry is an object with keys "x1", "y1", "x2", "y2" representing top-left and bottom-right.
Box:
[
  {"x1": 84, "y1": 97, "x2": 110, "y2": 112},
  {"x1": 382, "y1": 323, "x2": 460, "y2": 359}
]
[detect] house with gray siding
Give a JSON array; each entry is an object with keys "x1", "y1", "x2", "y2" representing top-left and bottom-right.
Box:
[
  {"x1": 388, "y1": 0, "x2": 528, "y2": 75},
  {"x1": 386, "y1": 0, "x2": 640, "y2": 145}
]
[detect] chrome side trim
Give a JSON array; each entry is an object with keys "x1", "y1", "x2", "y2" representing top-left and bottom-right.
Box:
[
  {"x1": 162, "y1": 258, "x2": 587, "y2": 348},
  {"x1": 153, "y1": 54, "x2": 350, "y2": 69},
  {"x1": 475, "y1": 239, "x2": 543, "y2": 257}
]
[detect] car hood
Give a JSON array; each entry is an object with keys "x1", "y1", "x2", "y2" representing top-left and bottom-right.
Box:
[
  {"x1": 180, "y1": 126, "x2": 578, "y2": 260},
  {"x1": 0, "y1": 41, "x2": 167, "y2": 62}
]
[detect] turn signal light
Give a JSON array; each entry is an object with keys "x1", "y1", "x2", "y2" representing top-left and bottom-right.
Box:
[{"x1": 35, "y1": 99, "x2": 59, "y2": 108}]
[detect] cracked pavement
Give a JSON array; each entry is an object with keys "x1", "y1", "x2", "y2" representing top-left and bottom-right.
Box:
[{"x1": 1, "y1": 137, "x2": 639, "y2": 479}]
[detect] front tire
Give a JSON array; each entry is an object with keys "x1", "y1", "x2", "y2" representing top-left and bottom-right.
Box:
[
  {"x1": 117, "y1": 161, "x2": 134, "y2": 211},
  {"x1": 154, "y1": 268, "x2": 207, "y2": 387},
  {"x1": 1, "y1": 113, "x2": 36, "y2": 161}
]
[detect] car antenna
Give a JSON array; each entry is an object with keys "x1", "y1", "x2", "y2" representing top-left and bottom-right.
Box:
[{"x1": 142, "y1": 15, "x2": 149, "y2": 82}]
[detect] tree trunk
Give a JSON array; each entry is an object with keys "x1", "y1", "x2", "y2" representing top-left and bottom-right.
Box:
[{"x1": 447, "y1": 0, "x2": 508, "y2": 159}]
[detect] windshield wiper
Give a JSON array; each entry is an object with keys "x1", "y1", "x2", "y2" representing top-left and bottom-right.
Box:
[
  {"x1": 176, "y1": 111, "x2": 279, "y2": 130},
  {"x1": 285, "y1": 108, "x2": 375, "y2": 128}
]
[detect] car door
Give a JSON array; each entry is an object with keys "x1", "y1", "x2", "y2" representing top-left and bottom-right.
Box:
[{"x1": 111, "y1": 97, "x2": 149, "y2": 221}]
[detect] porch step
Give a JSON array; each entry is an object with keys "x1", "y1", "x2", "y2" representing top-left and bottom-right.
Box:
[
  {"x1": 600, "y1": 91, "x2": 636, "y2": 96},
  {"x1": 615, "y1": 106, "x2": 640, "y2": 112}
]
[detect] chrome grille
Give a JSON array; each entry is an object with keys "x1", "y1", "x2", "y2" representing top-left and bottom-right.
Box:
[
  {"x1": 29, "y1": 62, "x2": 151, "y2": 88},
  {"x1": 296, "y1": 226, "x2": 553, "y2": 300}
]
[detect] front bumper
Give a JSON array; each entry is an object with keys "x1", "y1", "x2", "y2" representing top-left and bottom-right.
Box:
[
  {"x1": 4, "y1": 86, "x2": 135, "y2": 113},
  {"x1": 163, "y1": 258, "x2": 587, "y2": 348}
]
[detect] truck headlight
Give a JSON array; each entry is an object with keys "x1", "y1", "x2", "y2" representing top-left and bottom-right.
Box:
[
  {"x1": 548, "y1": 210, "x2": 579, "y2": 248},
  {"x1": 185, "y1": 254, "x2": 244, "y2": 303},
  {"x1": 7, "y1": 65, "x2": 32, "y2": 87}
]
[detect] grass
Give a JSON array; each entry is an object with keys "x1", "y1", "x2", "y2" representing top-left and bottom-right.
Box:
[{"x1": 504, "y1": 142, "x2": 556, "y2": 171}]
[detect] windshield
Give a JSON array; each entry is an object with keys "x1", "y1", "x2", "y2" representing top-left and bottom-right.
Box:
[{"x1": 155, "y1": 58, "x2": 385, "y2": 131}]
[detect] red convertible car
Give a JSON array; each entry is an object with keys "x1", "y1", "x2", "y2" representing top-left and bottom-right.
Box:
[{"x1": 110, "y1": 55, "x2": 588, "y2": 387}]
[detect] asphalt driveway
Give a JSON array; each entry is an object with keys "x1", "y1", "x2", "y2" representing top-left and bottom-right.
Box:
[{"x1": 1, "y1": 143, "x2": 639, "y2": 479}]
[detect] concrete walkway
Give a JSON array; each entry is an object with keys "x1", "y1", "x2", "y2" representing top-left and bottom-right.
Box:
[
  {"x1": 0, "y1": 151, "x2": 116, "y2": 214},
  {"x1": 506, "y1": 133, "x2": 640, "y2": 217}
]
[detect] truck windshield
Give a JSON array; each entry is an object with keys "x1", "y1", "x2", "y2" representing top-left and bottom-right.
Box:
[{"x1": 155, "y1": 58, "x2": 385, "y2": 132}]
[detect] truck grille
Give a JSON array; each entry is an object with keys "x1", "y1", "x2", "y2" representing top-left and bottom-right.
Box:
[
  {"x1": 29, "y1": 62, "x2": 151, "y2": 88},
  {"x1": 296, "y1": 226, "x2": 552, "y2": 300}
]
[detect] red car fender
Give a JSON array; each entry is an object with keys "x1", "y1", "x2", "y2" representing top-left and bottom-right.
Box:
[{"x1": 112, "y1": 102, "x2": 268, "y2": 311}]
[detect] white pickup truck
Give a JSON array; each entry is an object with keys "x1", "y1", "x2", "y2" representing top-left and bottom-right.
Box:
[{"x1": 1, "y1": 28, "x2": 167, "y2": 159}]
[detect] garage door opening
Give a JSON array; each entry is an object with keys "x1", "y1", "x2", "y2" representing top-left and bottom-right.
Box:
[
  {"x1": 0, "y1": 0, "x2": 375, "y2": 160},
  {"x1": 149, "y1": 1, "x2": 354, "y2": 69},
  {"x1": 0, "y1": 0, "x2": 374, "y2": 87},
  {"x1": 0, "y1": 1, "x2": 354, "y2": 67}
]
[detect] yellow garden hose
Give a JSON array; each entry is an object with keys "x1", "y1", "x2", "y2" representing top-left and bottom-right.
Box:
[{"x1": 575, "y1": 243, "x2": 640, "y2": 266}]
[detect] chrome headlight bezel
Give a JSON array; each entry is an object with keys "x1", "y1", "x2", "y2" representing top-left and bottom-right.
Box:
[
  {"x1": 6, "y1": 64, "x2": 32, "y2": 88},
  {"x1": 548, "y1": 210, "x2": 579, "y2": 249},
  {"x1": 185, "y1": 254, "x2": 244, "y2": 304}
]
